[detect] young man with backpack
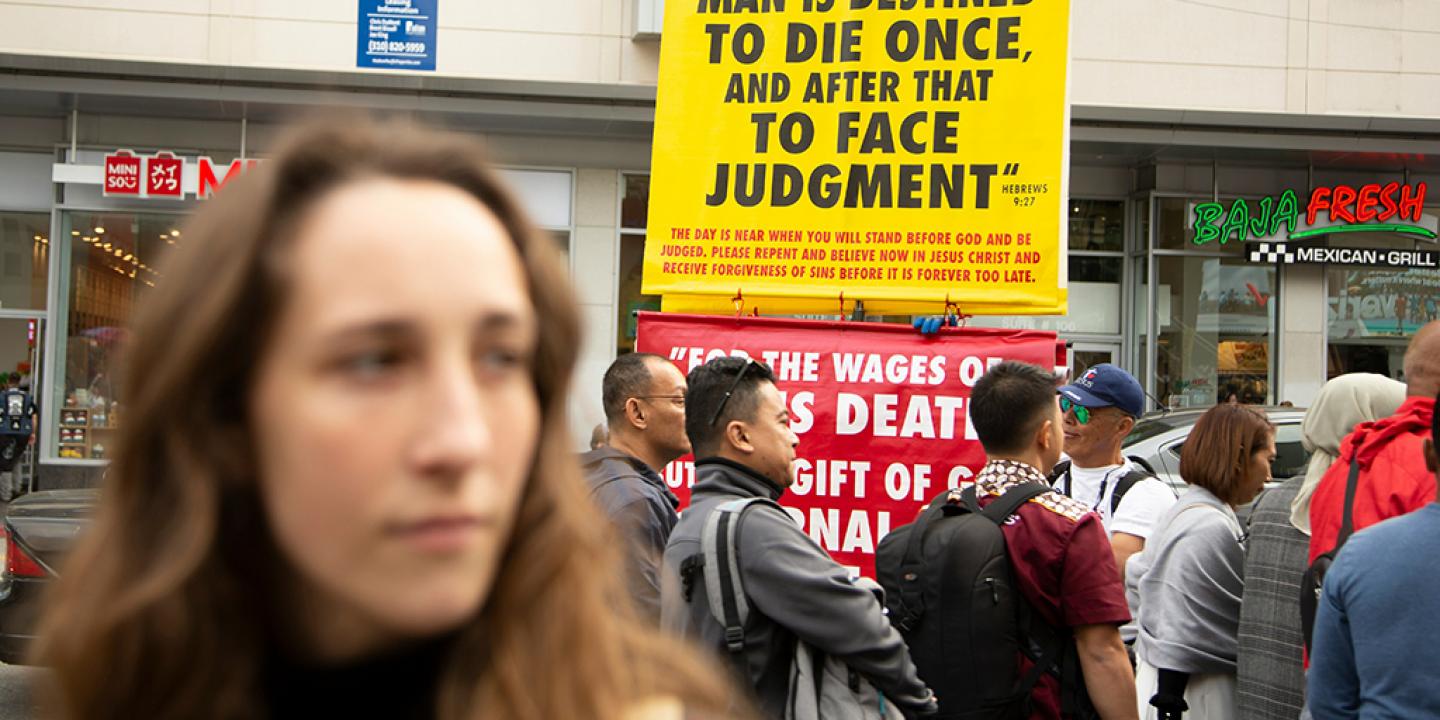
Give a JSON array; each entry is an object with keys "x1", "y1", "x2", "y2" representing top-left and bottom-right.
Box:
[
  {"x1": 878, "y1": 361, "x2": 1137, "y2": 720},
  {"x1": 660, "y1": 357, "x2": 937, "y2": 719},
  {"x1": 1050, "y1": 364, "x2": 1176, "y2": 579}
]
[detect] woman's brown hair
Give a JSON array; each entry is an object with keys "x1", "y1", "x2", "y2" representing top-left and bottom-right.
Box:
[
  {"x1": 1178, "y1": 403, "x2": 1275, "y2": 505},
  {"x1": 33, "y1": 119, "x2": 735, "y2": 719}
]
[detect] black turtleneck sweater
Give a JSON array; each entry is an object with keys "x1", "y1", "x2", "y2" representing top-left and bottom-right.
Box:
[{"x1": 264, "y1": 634, "x2": 456, "y2": 720}]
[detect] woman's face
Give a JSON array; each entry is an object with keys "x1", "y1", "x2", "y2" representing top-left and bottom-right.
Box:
[
  {"x1": 251, "y1": 178, "x2": 539, "y2": 661},
  {"x1": 1240, "y1": 432, "x2": 1277, "y2": 506}
]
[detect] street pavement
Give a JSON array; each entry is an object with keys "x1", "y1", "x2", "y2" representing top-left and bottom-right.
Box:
[{"x1": 0, "y1": 664, "x2": 40, "y2": 719}]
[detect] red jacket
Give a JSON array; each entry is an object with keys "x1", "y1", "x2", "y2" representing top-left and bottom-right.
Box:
[{"x1": 1308, "y1": 396, "x2": 1436, "y2": 565}]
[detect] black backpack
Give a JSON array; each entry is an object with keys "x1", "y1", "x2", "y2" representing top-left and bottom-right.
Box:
[
  {"x1": 1047, "y1": 457, "x2": 1159, "y2": 517},
  {"x1": 1300, "y1": 453, "x2": 1361, "y2": 655},
  {"x1": 876, "y1": 483, "x2": 1096, "y2": 720}
]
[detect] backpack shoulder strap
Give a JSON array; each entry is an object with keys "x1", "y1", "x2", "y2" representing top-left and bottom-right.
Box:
[
  {"x1": 1108, "y1": 464, "x2": 1155, "y2": 516},
  {"x1": 1334, "y1": 452, "x2": 1363, "y2": 550},
  {"x1": 1047, "y1": 461, "x2": 1073, "y2": 496},
  {"x1": 979, "y1": 482, "x2": 1051, "y2": 526},
  {"x1": 701, "y1": 497, "x2": 784, "y2": 659}
]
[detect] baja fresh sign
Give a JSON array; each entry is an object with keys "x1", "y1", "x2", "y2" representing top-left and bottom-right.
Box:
[{"x1": 1192, "y1": 182, "x2": 1433, "y2": 246}]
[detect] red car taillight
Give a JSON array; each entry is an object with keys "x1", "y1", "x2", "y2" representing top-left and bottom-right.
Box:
[{"x1": 0, "y1": 527, "x2": 46, "y2": 579}]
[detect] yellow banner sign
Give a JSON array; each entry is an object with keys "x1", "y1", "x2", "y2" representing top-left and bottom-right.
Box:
[{"x1": 644, "y1": 0, "x2": 1071, "y2": 316}]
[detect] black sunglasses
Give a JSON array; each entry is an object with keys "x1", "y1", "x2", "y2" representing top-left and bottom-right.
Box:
[{"x1": 709, "y1": 360, "x2": 756, "y2": 427}]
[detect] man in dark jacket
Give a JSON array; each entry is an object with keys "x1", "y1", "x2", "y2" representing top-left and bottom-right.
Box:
[
  {"x1": 581, "y1": 352, "x2": 692, "y2": 621},
  {"x1": 660, "y1": 356, "x2": 936, "y2": 718}
]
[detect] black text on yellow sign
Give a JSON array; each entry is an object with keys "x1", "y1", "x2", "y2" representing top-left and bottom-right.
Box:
[{"x1": 645, "y1": 0, "x2": 1071, "y2": 316}]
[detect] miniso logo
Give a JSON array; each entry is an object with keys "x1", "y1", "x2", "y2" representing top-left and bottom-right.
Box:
[{"x1": 1250, "y1": 242, "x2": 1295, "y2": 264}]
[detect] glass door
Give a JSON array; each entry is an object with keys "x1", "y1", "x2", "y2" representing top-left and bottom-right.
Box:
[
  {"x1": 1068, "y1": 342, "x2": 1119, "y2": 380},
  {"x1": 0, "y1": 317, "x2": 42, "y2": 499}
]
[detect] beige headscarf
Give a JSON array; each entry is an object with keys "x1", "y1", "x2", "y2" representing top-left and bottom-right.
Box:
[{"x1": 1289, "y1": 372, "x2": 1407, "y2": 534}]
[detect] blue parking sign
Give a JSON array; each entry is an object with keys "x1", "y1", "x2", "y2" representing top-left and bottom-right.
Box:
[{"x1": 357, "y1": 0, "x2": 437, "y2": 71}]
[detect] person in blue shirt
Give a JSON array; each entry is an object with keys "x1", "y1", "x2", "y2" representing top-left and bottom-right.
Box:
[{"x1": 1308, "y1": 389, "x2": 1440, "y2": 719}]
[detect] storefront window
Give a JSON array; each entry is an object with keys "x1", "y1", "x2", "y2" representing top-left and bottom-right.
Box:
[
  {"x1": 1069, "y1": 199, "x2": 1124, "y2": 252},
  {"x1": 0, "y1": 212, "x2": 50, "y2": 310},
  {"x1": 617, "y1": 174, "x2": 657, "y2": 355},
  {"x1": 1155, "y1": 196, "x2": 1248, "y2": 254},
  {"x1": 968, "y1": 255, "x2": 1122, "y2": 335},
  {"x1": 970, "y1": 199, "x2": 1126, "y2": 336},
  {"x1": 1155, "y1": 255, "x2": 1275, "y2": 407},
  {"x1": 53, "y1": 211, "x2": 177, "y2": 460},
  {"x1": 1325, "y1": 233, "x2": 1440, "y2": 379}
]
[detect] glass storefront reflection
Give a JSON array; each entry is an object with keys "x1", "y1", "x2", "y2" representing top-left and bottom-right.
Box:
[
  {"x1": 54, "y1": 211, "x2": 177, "y2": 459},
  {"x1": 1155, "y1": 256, "x2": 1275, "y2": 408}
]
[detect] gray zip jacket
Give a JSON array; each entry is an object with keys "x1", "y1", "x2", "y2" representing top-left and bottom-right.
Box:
[
  {"x1": 660, "y1": 458, "x2": 935, "y2": 718},
  {"x1": 1127, "y1": 485, "x2": 1246, "y2": 675}
]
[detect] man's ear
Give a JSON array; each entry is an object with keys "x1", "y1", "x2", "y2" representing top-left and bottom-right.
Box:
[
  {"x1": 1036, "y1": 418, "x2": 1055, "y2": 453},
  {"x1": 1116, "y1": 415, "x2": 1136, "y2": 437},
  {"x1": 1425, "y1": 437, "x2": 1437, "y2": 474},
  {"x1": 725, "y1": 420, "x2": 754, "y2": 454},
  {"x1": 624, "y1": 397, "x2": 647, "y2": 430}
]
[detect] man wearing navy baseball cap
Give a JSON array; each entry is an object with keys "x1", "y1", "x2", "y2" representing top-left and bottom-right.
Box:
[{"x1": 1051, "y1": 364, "x2": 1177, "y2": 584}]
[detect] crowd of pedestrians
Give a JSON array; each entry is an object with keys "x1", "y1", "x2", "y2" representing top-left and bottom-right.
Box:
[
  {"x1": 590, "y1": 325, "x2": 1439, "y2": 719},
  {"x1": 23, "y1": 118, "x2": 1439, "y2": 719}
]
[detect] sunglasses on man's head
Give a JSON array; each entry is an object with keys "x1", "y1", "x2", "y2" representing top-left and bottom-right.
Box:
[
  {"x1": 1059, "y1": 396, "x2": 1092, "y2": 425},
  {"x1": 709, "y1": 360, "x2": 756, "y2": 427}
]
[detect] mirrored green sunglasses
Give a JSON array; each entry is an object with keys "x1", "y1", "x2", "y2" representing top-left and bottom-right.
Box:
[{"x1": 1059, "y1": 396, "x2": 1092, "y2": 424}]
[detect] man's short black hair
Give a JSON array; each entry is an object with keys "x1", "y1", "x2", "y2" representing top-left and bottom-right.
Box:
[
  {"x1": 685, "y1": 356, "x2": 777, "y2": 458},
  {"x1": 970, "y1": 360, "x2": 1061, "y2": 455},
  {"x1": 601, "y1": 352, "x2": 667, "y2": 425}
]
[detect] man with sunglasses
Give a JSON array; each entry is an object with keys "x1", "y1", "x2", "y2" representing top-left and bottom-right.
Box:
[
  {"x1": 661, "y1": 356, "x2": 936, "y2": 718},
  {"x1": 1052, "y1": 364, "x2": 1176, "y2": 580},
  {"x1": 581, "y1": 352, "x2": 693, "y2": 622}
]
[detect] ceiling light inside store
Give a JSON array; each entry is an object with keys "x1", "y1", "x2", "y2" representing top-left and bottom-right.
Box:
[
  {"x1": 70, "y1": 231, "x2": 79, "y2": 236},
  {"x1": 170, "y1": 230, "x2": 180, "y2": 237},
  {"x1": 94, "y1": 227, "x2": 105, "y2": 235},
  {"x1": 113, "y1": 249, "x2": 123, "y2": 257},
  {"x1": 124, "y1": 254, "x2": 133, "y2": 261},
  {"x1": 102, "y1": 243, "x2": 111, "y2": 250},
  {"x1": 32, "y1": 235, "x2": 40, "y2": 241}
]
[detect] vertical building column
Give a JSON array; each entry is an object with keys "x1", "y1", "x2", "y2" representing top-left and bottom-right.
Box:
[
  {"x1": 1280, "y1": 263, "x2": 1326, "y2": 407},
  {"x1": 568, "y1": 168, "x2": 621, "y2": 449}
]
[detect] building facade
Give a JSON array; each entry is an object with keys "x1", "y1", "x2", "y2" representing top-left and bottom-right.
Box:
[{"x1": 0, "y1": 0, "x2": 1437, "y2": 484}]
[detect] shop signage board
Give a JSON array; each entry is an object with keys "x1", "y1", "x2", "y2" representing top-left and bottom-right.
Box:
[
  {"x1": 1192, "y1": 182, "x2": 1435, "y2": 246},
  {"x1": 636, "y1": 311, "x2": 1063, "y2": 576},
  {"x1": 643, "y1": 0, "x2": 1073, "y2": 317},
  {"x1": 1248, "y1": 241, "x2": 1439, "y2": 269},
  {"x1": 356, "y1": 0, "x2": 437, "y2": 71},
  {"x1": 98, "y1": 151, "x2": 257, "y2": 200}
]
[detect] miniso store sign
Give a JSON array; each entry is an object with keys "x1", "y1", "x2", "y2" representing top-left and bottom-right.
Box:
[{"x1": 52, "y1": 150, "x2": 259, "y2": 200}]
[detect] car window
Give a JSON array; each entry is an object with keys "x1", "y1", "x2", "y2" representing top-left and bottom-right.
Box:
[
  {"x1": 1167, "y1": 422, "x2": 1310, "y2": 480},
  {"x1": 1126, "y1": 417, "x2": 1186, "y2": 446},
  {"x1": 1272, "y1": 422, "x2": 1309, "y2": 480}
]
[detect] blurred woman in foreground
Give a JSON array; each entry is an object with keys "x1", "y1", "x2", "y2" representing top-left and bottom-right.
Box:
[
  {"x1": 34, "y1": 120, "x2": 734, "y2": 720},
  {"x1": 1128, "y1": 403, "x2": 1276, "y2": 720}
]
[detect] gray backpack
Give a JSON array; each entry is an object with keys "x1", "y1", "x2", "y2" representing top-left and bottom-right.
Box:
[{"x1": 701, "y1": 497, "x2": 904, "y2": 720}]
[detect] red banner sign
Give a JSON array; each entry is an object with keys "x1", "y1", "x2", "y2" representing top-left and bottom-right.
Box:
[{"x1": 636, "y1": 312, "x2": 1064, "y2": 576}]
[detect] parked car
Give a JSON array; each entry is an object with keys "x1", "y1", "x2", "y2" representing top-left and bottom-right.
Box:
[
  {"x1": 0, "y1": 489, "x2": 95, "y2": 664},
  {"x1": 1122, "y1": 406, "x2": 1311, "y2": 521}
]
